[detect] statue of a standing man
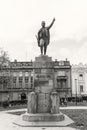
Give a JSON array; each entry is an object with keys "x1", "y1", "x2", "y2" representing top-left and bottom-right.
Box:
[{"x1": 36, "y1": 18, "x2": 55, "y2": 55}]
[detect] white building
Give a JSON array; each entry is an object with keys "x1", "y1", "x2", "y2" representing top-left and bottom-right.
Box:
[{"x1": 72, "y1": 63, "x2": 87, "y2": 97}]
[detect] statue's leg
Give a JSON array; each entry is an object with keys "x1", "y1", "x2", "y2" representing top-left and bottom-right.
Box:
[
  {"x1": 44, "y1": 44, "x2": 47, "y2": 55},
  {"x1": 41, "y1": 46, "x2": 43, "y2": 55}
]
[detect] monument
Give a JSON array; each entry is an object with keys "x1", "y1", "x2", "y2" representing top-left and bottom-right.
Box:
[
  {"x1": 14, "y1": 18, "x2": 74, "y2": 127},
  {"x1": 36, "y1": 18, "x2": 55, "y2": 55}
]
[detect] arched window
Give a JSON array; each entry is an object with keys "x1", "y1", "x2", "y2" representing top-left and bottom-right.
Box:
[
  {"x1": 79, "y1": 74, "x2": 83, "y2": 80},
  {"x1": 80, "y1": 85, "x2": 83, "y2": 92}
]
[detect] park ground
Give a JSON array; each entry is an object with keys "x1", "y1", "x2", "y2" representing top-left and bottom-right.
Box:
[{"x1": 0, "y1": 106, "x2": 87, "y2": 130}]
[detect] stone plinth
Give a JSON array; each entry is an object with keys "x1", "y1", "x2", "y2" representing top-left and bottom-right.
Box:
[
  {"x1": 35, "y1": 55, "x2": 52, "y2": 62},
  {"x1": 22, "y1": 113, "x2": 64, "y2": 122},
  {"x1": 34, "y1": 55, "x2": 53, "y2": 68}
]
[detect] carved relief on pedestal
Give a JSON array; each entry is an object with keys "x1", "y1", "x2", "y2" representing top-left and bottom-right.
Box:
[
  {"x1": 27, "y1": 92, "x2": 37, "y2": 113},
  {"x1": 50, "y1": 91, "x2": 59, "y2": 114}
]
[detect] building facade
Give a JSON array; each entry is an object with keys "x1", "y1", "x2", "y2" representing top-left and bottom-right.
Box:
[
  {"x1": 0, "y1": 58, "x2": 72, "y2": 102},
  {"x1": 72, "y1": 63, "x2": 87, "y2": 97}
]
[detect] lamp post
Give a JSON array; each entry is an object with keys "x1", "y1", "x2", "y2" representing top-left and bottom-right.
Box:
[{"x1": 75, "y1": 79, "x2": 77, "y2": 106}]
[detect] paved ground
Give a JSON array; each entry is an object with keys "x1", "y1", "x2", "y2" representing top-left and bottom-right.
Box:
[
  {"x1": 0, "y1": 106, "x2": 83, "y2": 130},
  {"x1": 60, "y1": 106, "x2": 87, "y2": 109}
]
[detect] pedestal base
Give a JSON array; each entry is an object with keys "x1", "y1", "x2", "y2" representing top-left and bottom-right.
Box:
[
  {"x1": 22, "y1": 113, "x2": 64, "y2": 122},
  {"x1": 13, "y1": 112, "x2": 74, "y2": 127}
]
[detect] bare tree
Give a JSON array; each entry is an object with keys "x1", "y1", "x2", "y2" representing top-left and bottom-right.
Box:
[
  {"x1": 0, "y1": 48, "x2": 10, "y2": 67},
  {"x1": 0, "y1": 49, "x2": 10, "y2": 90}
]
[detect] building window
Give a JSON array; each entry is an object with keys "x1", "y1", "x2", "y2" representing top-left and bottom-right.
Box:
[
  {"x1": 13, "y1": 77, "x2": 16, "y2": 83},
  {"x1": 80, "y1": 85, "x2": 83, "y2": 92},
  {"x1": 19, "y1": 77, "x2": 23, "y2": 88},
  {"x1": 30, "y1": 76, "x2": 33, "y2": 88},
  {"x1": 25, "y1": 77, "x2": 29, "y2": 83},
  {"x1": 19, "y1": 77, "x2": 23, "y2": 83},
  {"x1": 25, "y1": 76, "x2": 29, "y2": 88},
  {"x1": 13, "y1": 77, "x2": 17, "y2": 88},
  {"x1": 57, "y1": 79, "x2": 66, "y2": 88},
  {"x1": 79, "y1": 74, "x2": 83, "y2": 80}
]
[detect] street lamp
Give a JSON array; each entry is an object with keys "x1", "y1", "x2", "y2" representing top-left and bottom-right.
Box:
[{"x1": 75, "y1": 79, "x2": 77, "y2": 106}]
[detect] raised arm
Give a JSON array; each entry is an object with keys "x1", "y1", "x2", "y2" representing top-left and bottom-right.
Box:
[{"x1": 47, "y1": 18, "x2": 55, "y2": 29}]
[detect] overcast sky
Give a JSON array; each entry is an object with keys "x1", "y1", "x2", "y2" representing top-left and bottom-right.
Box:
[{"x1": 0, "y1": 0, "x2": 87, "y2": 64}]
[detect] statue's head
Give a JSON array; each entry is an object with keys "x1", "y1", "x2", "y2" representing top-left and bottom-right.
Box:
[{"x1": 41, "y1": 21, "x2": 45, "y2": 27}]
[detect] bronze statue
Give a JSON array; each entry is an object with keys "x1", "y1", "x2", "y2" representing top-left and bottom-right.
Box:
[{"x1": 36, "y1": 18, "x2": 55, "y2": 55}]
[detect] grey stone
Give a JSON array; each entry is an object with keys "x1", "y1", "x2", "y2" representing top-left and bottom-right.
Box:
[
  {"x1": 34, "y1": 55, "x2": 53, "y2": 68},
  {"x1": 51, "y1": 91, "x2": 60, "y2": 114},
  {"x1": 27, "y1": 92, "x2": 37, "y2": 113},
  {"x1": 35, "y1": 55, "x2": 52, "y2": 62},
  {"x1": 22, "y1": 113, "x2": 64, "y2": 122}
]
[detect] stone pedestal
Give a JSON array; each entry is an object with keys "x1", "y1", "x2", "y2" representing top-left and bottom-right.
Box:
[
  {"x1": 33, "y1": 55, "x2": 55, "y2": 113},
  {"x1": 26, "y1": 55, "x2": 62, "y2": 122},
  {"x1": 27, "y1": 55, "x2": 60, "y2": 115}
]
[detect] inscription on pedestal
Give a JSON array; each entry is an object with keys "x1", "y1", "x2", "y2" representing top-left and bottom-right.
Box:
[{"x1": 37, "y1": 93, "x2": 51, "y2": 113}]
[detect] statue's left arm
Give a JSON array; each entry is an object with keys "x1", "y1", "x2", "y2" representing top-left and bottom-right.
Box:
[
  {"x1": 47, "y1": 18, "x2": 55, "y2": 29},
  {"x1": 36, "y1": 30, "x2": 41, "y2": 47}
]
